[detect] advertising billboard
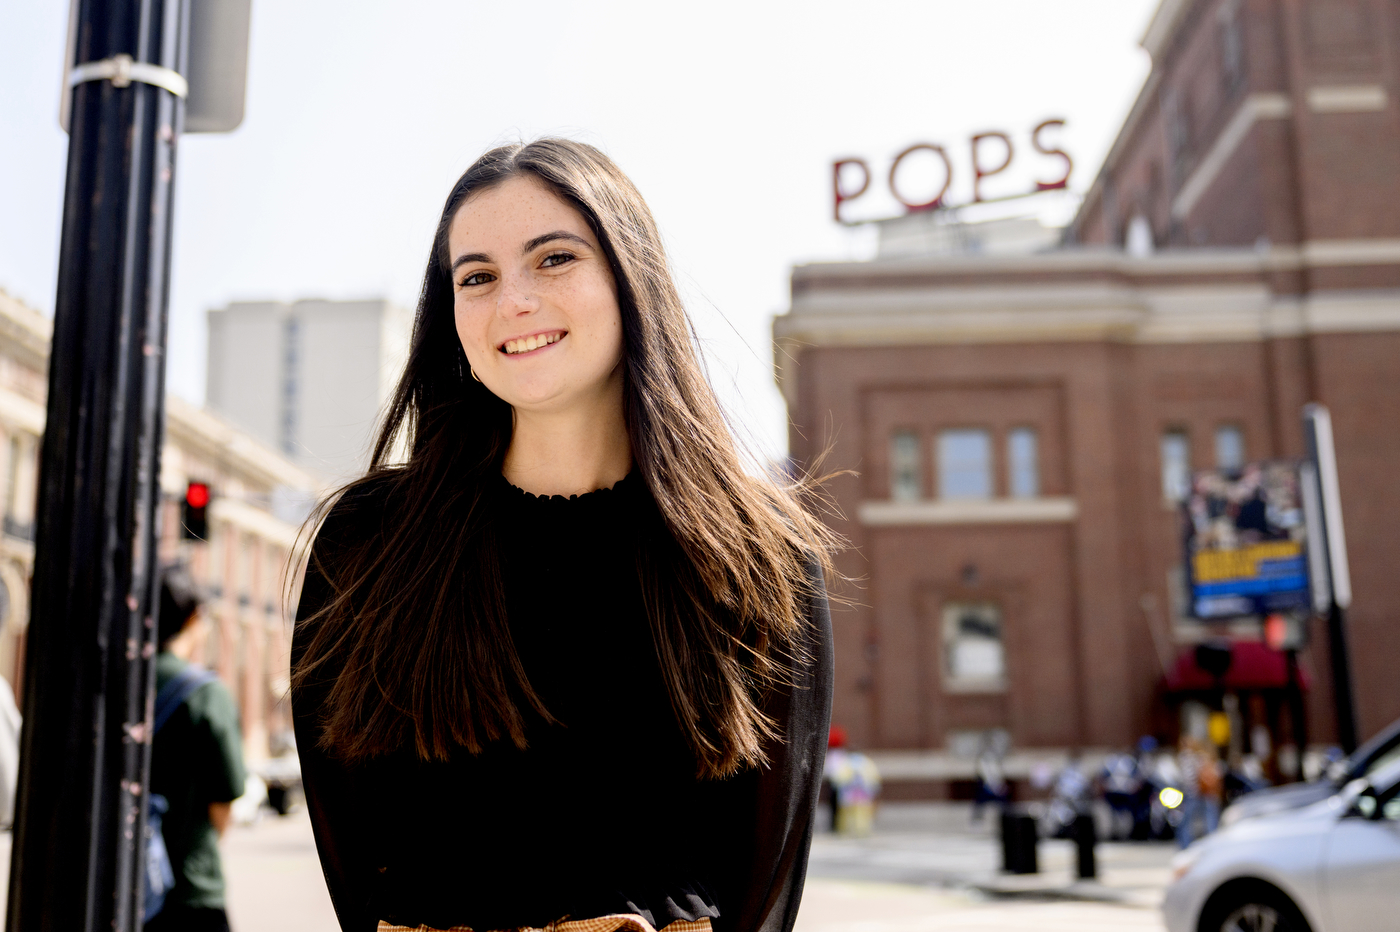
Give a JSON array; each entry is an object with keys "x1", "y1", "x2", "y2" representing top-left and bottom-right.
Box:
[{"x1": 1184, "y1": 462, "x2": 1313, "y2": 620}]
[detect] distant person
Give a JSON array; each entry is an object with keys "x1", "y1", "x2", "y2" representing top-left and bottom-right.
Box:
[
  {"x1": 824, "y1": 726, "x2": 881, "y2": 836},
  {"x1": 972, "y1": 746, "x2": 1010, "y2": 823},
  {"x1": 146, "y1": 566, "x2": 246, "y2": 932},
  {"x1": 820, "y1": 725, "x2": 847, "y2": 830},
  {"x1": 291, "y1": 139, "x2": 837, "y2": 932},
  {"x1": 1176, "y1": 736, "x2": 1222, "y2": 848},
  {"x1": 1099, "y1": 750, "x2": 1146, "y2": 840}
]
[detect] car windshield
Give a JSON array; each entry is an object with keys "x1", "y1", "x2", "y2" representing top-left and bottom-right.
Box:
[
  {"x1": 1366, "y1": 757, "x2": 1400, "y2": 799},
  {"x1": 1329, "y1": 719, "x2": 1400, "y2": 784},
  {"x1": 1365, "y1": 744, "x2": 1400, "y2": 781}
]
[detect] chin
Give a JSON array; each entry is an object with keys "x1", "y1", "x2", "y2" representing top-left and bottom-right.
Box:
[{"x1": 497, "y1": 381, "x2": 571, "y2": 410}]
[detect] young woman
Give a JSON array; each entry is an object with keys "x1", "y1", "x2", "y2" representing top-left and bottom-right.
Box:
[{"x1": 291, "y1": 139, "x2": 835, "y2": 932}]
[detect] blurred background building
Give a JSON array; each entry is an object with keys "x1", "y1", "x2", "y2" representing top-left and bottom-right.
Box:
[
  {"x1": 207, "y1": 299, "x2": 412, "y2": 482},
  {"x1": 777, "y1": 0, "x2": 1400, "y2": 796},
  {"x1": 0, "y1": 288, "x2": 321, "y2": 766}
]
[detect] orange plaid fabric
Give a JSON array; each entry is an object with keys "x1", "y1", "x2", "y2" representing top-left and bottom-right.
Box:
[{"x1": 377, "y1": 914, "x2": 713, "y2": 932}]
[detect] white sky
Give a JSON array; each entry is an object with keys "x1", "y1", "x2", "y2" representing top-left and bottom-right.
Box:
[{"x1": 0, "y1": 1, "x2": 1158, "y2": 463}]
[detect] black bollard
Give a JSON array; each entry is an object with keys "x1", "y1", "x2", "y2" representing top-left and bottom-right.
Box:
[
  {"x1": 1073, "y1": 813, "x2": 1097, "y2": 880},
  {"x1": 1001, "y1": 809, "x2": 1039, "y2": 874}
]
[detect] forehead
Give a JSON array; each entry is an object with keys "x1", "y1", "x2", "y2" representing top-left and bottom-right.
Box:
[{"x1": 448, "y1": 175, "x2": 590, "y2": 250}]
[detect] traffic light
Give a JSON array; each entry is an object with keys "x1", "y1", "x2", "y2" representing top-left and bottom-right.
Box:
[{"x1": 182, "y1": 481, "x2": 210, "y2": 540}]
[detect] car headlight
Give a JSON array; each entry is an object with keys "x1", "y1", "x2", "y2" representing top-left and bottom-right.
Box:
[{"x1": 1169, "y1": 846, "x2": 1202, "y2": 883}]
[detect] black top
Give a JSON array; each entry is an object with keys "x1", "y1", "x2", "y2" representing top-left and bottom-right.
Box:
[{"x1": 292, "y1": 471, "x2": 833, "y2": 932}]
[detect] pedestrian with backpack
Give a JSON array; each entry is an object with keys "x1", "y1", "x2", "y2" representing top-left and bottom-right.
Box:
[{"x1": 145, "y1": 566, "x2": 246, "y2": 931}]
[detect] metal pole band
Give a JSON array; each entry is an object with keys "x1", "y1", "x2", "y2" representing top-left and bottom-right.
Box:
[{"x1": 68, "y1": 54, "x2": 188, "y2": 98}]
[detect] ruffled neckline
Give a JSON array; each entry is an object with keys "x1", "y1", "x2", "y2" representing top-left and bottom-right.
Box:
[{"x1": 495, "y1": 469, "x2": 640, "y2": 507}]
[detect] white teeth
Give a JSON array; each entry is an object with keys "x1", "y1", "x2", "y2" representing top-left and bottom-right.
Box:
[{"x1": 502, "y1": 332, "x2": 562, "y2": 354}]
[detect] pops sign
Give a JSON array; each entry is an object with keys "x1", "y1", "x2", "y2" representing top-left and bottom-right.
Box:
[{"x1": 832, "y1": 119, "x2": 1073, "y2": 223}]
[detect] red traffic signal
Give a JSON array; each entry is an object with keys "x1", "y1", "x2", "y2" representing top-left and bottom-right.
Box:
[
  {"x1": 182, "y1": 481, "x2": 210, "y2": 540},
  {"x1": 185, "y1": 482, "x2": 210, "y2": 509}
]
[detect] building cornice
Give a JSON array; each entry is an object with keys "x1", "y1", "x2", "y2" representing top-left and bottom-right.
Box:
[
  {"x1": 859, "y1": 497, "x2": 1079, "y2": 526},
  {"x1": 776, "y1": 247, "x2": 1400, "y2": 405},
  {"x1": 791, "y1": 240, "x2": 1400, "y2": 292},
  {"x1": 777, "y1": 285, "x2": 1400, "y2": 348},
  {"x1": 0, "y1": 291, "x2": 54, "y2": 373}
]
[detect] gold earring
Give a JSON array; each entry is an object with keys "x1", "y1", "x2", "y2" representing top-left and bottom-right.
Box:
[{"x1": 470, "y1": 366, "x2": 481, "y2": 383}]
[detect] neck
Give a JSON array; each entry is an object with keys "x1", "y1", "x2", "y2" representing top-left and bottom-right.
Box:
[
  {"x1": 165, "y1": 620, "x2": 204, "y2": 662},
  {"x1": 503, "y1": 378, "x2": 632, "y2": 498}
]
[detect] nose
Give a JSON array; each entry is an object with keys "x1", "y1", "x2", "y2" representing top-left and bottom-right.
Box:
[{"x1": 495, "y1": 270, "x2": 539, "y2": 319}]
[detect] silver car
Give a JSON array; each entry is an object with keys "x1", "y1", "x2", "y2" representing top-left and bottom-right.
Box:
[
  {"x1": 1220, "y1": 716, "x2": 1400, "y2": 829},
  {"x1": 1163, "y1": 757, "x2": 1400, "y2": 932}
]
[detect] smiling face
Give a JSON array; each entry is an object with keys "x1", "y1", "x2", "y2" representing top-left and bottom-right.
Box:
[{"x1": 448, "y1": 175, "x2": 625, "y2": 416}]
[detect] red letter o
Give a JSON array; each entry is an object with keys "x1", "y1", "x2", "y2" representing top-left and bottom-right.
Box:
[{"x1": 888, "y1": 144, "x2": 952, "y2": 212}]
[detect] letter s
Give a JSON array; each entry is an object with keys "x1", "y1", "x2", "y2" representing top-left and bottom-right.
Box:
[{"x1": 1032, "y1": 119, "x2": 1072, "y2": 191}]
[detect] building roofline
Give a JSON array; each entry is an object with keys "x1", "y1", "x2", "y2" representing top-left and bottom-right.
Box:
[
  {"x1": 1141, "y1": 0, "x2": 1192, "y2": 60},
  {"x1": 1069, "y1": 0, "x2": 1202, "y2": 241}
]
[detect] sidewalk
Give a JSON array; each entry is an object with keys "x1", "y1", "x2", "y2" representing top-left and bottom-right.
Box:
[{"x1": 808, "y1": 802, "x2": 1175, "y2": 909}]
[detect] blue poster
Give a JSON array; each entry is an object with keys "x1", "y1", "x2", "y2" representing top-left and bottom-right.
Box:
[{"x1": 1184, "y1": 463, "x2": 1313, "y2": 619}]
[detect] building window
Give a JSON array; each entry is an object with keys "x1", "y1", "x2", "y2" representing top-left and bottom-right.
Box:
[
  {"x1": 890, "y1": 430, "x2": 922, "y2": 501},
  {"x1": 942, "y1": 602, "x2": 1006, "y2": 691},
  {"x1": 1161, "y1": 430, "x2": 1191, "y2": 502},
  {"x1": 938, "y1": 429, "x2": 992, "y2": 499},
  {"x1": 1163, "y1": 88, "x2": 1192, "y2": 186},
  {"x1": 1215, "y1": 425, "x2": 1245, "y2": 471},
  {"x1": 1007, "y1": 427, "x2": 1039, "y2": 498}
]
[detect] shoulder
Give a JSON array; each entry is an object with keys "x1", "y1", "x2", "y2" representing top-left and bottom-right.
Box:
[
  {"x1": 311, "y1": 471, "x2": 402, "y2": 556},
  {"x1": 184, "y1": 673, "x2": 240, "y2": 729},
  {"x1": 154, "y1": 650, "x2": 188, "y2": 689}
]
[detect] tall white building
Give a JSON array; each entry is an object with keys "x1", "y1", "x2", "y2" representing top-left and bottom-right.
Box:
[{"x1": 206, "y1": 299, "x2": 413, "y2": 482}]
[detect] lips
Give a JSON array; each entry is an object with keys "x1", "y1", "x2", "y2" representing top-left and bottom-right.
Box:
[{"x1": 499, "y1": 330, "x2": 566, "y2": 356}]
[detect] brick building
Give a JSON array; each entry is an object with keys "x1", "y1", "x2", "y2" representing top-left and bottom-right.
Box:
[{"x1": 775, "y1": 0, "x2": 1400, "y2": 790}]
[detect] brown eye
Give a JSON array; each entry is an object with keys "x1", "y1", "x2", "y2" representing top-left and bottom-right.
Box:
[
  {"x1": 541, "y1": 252, "x2": 575, "y2": 268},
  {"x1": 460, "y1": 270, "x2": 495, "y2": 287}
]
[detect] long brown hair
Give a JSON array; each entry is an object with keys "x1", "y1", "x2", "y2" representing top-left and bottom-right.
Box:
[{"x1": 291, "y1": 139, "x2": 837, "y2": 778}]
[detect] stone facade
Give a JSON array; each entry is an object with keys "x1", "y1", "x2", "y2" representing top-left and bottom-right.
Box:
[{"x1": 775, "y1": 0, "x2": 1400, "y2": 784}]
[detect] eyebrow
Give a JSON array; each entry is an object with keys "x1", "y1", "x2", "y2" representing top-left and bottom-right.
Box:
[
  {"x1": 450, "y1": 231, "x2": 593, "y2": 276},
  {"x1": 521, "y1": 230, "x2": 591, "y2": 254}
]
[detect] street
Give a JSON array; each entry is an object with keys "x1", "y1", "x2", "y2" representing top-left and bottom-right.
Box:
[{"x1": 0, "y1": 802, "x2": 1171, "y2": 931}]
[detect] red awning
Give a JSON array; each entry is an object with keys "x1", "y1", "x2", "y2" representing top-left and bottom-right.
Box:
[{"x1": 1164, "y1": 641, "x2": 1310, "y2": 692}]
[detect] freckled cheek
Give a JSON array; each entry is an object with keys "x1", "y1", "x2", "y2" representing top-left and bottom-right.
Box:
[{"x1": 453, "y1": 300, "x2": 491, "y2": 359}]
